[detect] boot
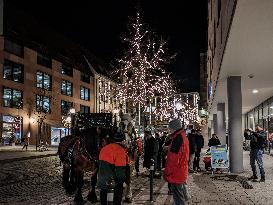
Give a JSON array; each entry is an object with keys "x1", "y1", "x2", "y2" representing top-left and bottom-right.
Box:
[
  {"x1": 248, "y1": 175, "x2": 258, "y2": 181},
  {"x1": 260, "y1": 176, "x2": 265, "y2": 182}
]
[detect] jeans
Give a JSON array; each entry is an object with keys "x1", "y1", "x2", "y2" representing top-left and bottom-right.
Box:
[
  {"x1": 250, "y1": 149, "x2": 265, "y2": 177},
  {"x1": 171, "y1": 183, "x2": 188, "y2": 205},
  {"x1": 189, "y1": 154, "x2": 194, "y2": 170}
]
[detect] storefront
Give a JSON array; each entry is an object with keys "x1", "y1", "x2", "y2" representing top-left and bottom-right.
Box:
[
  {"x1": 245, "y1": 96, "x2": 273, "y2": 138},
  {"x1": 51, "y1": 127, "x2": 69, "y2": 146},
  {"x1": 1, "y1": 115, "x2": 23, "y2": 145}
]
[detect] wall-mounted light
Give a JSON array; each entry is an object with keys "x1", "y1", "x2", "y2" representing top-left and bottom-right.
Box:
[{"x1": 252, "y1": 89, "x2": 259, "y2": 94}]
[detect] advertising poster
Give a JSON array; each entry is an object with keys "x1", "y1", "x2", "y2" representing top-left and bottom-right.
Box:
[{"x1": 211, "y1": 145, "x2": 229, "y2": 169}]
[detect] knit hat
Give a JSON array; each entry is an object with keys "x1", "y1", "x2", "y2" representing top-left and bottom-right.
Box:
[
  {"x1": 113, "y1": 132, "x2": 125, "y2": 142},
  {"x1": 168, "y1": 119, "x2": 182, "y2": 131}
]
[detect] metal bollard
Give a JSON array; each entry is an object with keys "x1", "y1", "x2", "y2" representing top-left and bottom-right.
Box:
[
  {"x1": 107, "y1": 178, "x2": 115, "y2": 205},
  {"x1": 150, "y1": 158, "x2": 155, "y2": 202}
]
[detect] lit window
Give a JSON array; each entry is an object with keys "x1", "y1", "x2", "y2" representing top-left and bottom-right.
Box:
[
  {"x1": 61, "y1": 80, "x2": 73, "y2": 96},
  {"x1": 80, "y1": 86, "x2": 90, "y2": 101},
  {"x1": 3, "y1": 87, "x2": 23, "y2": 108},
  {"x1": 36, "y1": 95, "x2": 50, "y2": 113},
  {"x1": 36, "y1": 71, "x2": 52, "y2": 90}
]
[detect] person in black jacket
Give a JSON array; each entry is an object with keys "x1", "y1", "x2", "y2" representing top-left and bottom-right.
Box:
[
  {"x1": 188, "y1": 129, "x2": 197, "y2": 172},
  {"x1": 245, "y1": 124, "x2": 266, "y2": 182},
  {"x1": 143, "y1": 131, "x2": 159, "y2": 171},
  {"x1": 208, "y1": 134, "x2": 221, "y2": 147},
  {"x1": 193, "y1": 129, "x2": 204, "y2": 171}
]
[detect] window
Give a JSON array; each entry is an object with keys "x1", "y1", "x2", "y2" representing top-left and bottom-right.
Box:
[
  {"x1": 80, "y1": 105, "x2": 90, "y2": 114},
  {"x1": 61, "y1": 80, "x2": 73, "y2": 96},
  {"x1": 3, "y1": 60, "x2": 24, "y2": 83},
  {"x1": 3, "y1": 87, "x2": 23, "y2": 108},
  {"x1": 61, "y1": 65, "x2": 73, "y2": 77},
  {"x1": 81, "y1": 72, "x2": 90, "y2": 83},
  {"x1": 61, "y1": 100, "x2": 73, "y2": 115},
  {"x1": 80, "y1": 86, "x2": 90, "y2": 101},
  {"x1": 4, "y1": 39, "x2": 24, "y2": 57},
  {"x1": 37, "y1": 53, "x2": 52, "y2": 68},
  {"x1": 36, "y1": 71, "x2": 52, "y2": 90},
  {"x1": 36, "y1": 95, "x2": 50, "y2": 113}
]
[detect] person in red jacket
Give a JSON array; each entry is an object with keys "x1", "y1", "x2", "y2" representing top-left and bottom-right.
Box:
[{"x1": 164, "y1": 119, "x2": 190, "y2": 205}]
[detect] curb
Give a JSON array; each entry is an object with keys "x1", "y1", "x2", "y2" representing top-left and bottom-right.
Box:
[{"x1": 0, "y1": 153, "x2": 58, "y2": 164}]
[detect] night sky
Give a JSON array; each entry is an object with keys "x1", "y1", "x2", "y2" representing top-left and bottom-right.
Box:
[{"x1": 10, "y1": 0, "x2": 207, "y2": 92}]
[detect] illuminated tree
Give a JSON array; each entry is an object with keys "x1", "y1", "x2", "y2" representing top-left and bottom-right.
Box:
[{"x1": 114, "y1": 12, "x2": 176, "y2": 124}]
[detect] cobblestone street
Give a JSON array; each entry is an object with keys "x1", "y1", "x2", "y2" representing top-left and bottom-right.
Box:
[{"x1": 0, "y1": 152, "x2": 273, "y2": 205}]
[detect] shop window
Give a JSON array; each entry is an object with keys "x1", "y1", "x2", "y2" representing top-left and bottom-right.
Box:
[
  {"x1": 37, "y1": 53, "x2": 52, "y2": 68},
  {"x1": 80, "y1": 105, "x2": 90, "y2": 114},
  {"x1": 2, "y1": 115, "x2": 23, "y2": 145},
  {"x1": 4, "y1": 39, "x2": 24, "y2": 57},
  {"x1": 61, "y1": 64, "x2": 73, "y2": 77},
  {"x1": 3, "y1": 87, "x2": 23, "y2": 108},
  {"x1": 80, "y1": 86, "x2": 90, "y2": 101},
  {"x1": 61, "y1": 80, "x2": 73, "y2": 96},
  {"x1": 36, "y1": 95, "x2": 50, "y2": 113},
  {"x1": 81, "y1": 72, "x2": 90, "y2": 83},
  {"x1": 61, "y1": 100, "x2": 73, "y2": 115},
  {"x1": 3, "y1": 60, "x2": 24, "y2": 83},
  {"x1": 36, "y1": 71, "x2": 52, "y2": 90}
]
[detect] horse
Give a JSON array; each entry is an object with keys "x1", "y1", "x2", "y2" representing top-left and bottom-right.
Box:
[{"x1": 58, "y1": 126, "x2": 114, "y2": 204}]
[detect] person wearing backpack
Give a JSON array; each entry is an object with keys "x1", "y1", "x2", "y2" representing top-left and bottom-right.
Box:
[{"x1": 245, "y1": 124, "x2": 266, "y2": 182}]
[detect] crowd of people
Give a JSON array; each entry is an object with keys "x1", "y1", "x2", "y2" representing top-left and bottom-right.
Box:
[{"x1": 93, "y1": 119, "x2": 208, "y2": 205}]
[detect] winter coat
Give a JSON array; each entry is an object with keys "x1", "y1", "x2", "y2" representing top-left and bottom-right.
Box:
[
  {"x1": 164, "y1": 128, "x2": 189, "y2": 184},
  {"x1": 143, "y1": 137, "x2": 159, "y2": 169},
  {"x1": 188, "y1": 133, "x2": 197, "y2": 154},
  {"x1": 208, "y1": 137, "x2": 221, "y2": 147},
  {"x1": 245, "y1": 130, "x2": 267, "y2": 150},
  {"x1": 195, "y1": 134, "x2": 204, "y2": 149},
  {"x1": 97, "y1": 143, "x2": 128, "y2": 189}
]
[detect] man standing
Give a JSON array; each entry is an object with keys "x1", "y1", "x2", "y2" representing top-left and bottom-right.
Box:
[
  {"x1": 97, "y1": 132, "x2": 128, "y2": 205},
  {"x1": 164, "y1": 119, "x2": 190, "y2": 205},
  {"x1": 188, "y1": 129, "x2": 196, "y2": 173},
  {"x1": 208, "y1": 134, "x2": 221, "y2": 147},
  {"x1": 193, "y1": 129, "x2": 204, "y2": 172},
  {"x1": 245, "y1": 124, "x2": 266, "y2": 182}
]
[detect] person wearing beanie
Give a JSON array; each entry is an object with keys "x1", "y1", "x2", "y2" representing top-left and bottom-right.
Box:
[
  {"x1": 164, "y1": 119, "x2": 190, "y2": 204},
  {"x1": 97, "y1": 132, "x2": 129, "y2": 205}
]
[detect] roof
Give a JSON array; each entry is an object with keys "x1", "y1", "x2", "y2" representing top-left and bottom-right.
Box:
[{"x1": 2, "y1": 0, "x2": 114, "y2": 78}]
